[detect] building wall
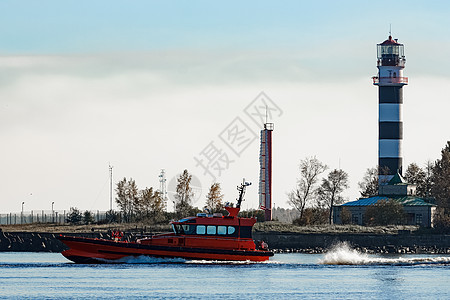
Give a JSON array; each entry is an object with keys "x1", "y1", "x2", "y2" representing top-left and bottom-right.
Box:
[{"x1": 332, "y1": 205, "x2": 435, "y2": 227}]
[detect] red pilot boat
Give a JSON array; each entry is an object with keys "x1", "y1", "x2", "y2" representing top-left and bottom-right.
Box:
[{"x1": 57, "y1": 180, "x2": 273, "y2": 263}]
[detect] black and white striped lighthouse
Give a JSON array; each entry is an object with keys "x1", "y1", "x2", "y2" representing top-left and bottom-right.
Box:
[{"x1": 373, "y1": 35, "x2": 408, "y2": 186}]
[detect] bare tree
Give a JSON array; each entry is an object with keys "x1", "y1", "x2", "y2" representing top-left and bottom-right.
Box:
[
  {"x1": 205, "y1": 182, "x2": 224, "y2": 213},
  {"x1": 423, "y1": 160, "x2": 435, "y2": 198},
  {"x1": 115, "y1": 178, "x2": 129, "y2": 221},
  {"x1": 140, "y1": 187, "x2": 154, "y2": 219},
  {"x1": 141, "y1": 187, "x2": 166, "y2": 223},
  {"x1": 150, "y1": 190, "x2": 166, "y2": 222},
  {"x1": 115, "y1": 177, "x2": 139, "y2": 222},
  {"x1": 317, "y1": 169, "x2": 349, "y2": 224},
  {"x1": 379, "y1": 166, "x2": 391, "y2": 186},
  {"x1": 358, "y1": 167, "x2": 378, "y2": 197},
  {"x1": 174, "y1": 169, "x2": 194, "y2": 218},
  {"x1": 288, "y1": 157, "x2": 327, "y2": 222},
  {"x1": 128, "y1": 179, "x2": 139, "y2": 221}
]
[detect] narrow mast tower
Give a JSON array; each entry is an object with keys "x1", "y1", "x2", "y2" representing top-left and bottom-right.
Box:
[
  {"x1": 259, "y1": 122, "x2": 274, "y2": 221},
  {"x1": 109, "y1": 164, "x2": 113, "y2": 211},
  {"x1": 158, "y1": 169, "x2": 168, "y2": 211},
  {"x1": 372, "y1": 34, "x2": 408, "y2": 187}
]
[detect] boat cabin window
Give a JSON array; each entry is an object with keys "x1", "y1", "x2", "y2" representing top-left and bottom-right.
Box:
[
  {"x1": 176, "y1": 224, "x2": 240, "y2": 237},
  {"x1": 196, "y1": 225, "x2": 206, "y2": 235},
  {"x1": 182, "y1": 224, "x2": 196, "y2": 235},
  {"x1": 172, "y1": 224, "x2": 181, "y2": 234},
  {"x1": 217, "y1": 226, "x2": 227, "y2": 235},
  {"x1": 227, "y1": 226, "x2": 236, "y2": 235},
  {"x1": 173, "y1": 224, "x2": 191, "y2": 235},
  {"x1": 207, "y1": 225, "x2": 216, "y2": 235}
]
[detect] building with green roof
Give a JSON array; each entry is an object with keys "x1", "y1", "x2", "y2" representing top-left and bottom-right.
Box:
[{"x1": 333, "y1": 173, "x2": 436, "y2": 227}]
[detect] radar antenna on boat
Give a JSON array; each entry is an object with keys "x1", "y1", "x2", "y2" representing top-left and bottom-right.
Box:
[{"x1": 236, "y1": 178, "x2": 251, "y2": 209}]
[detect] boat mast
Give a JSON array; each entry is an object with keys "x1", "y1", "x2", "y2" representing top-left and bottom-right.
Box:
[{"x1": 236, "y1": 179, "x2": 251, "y2": 209}]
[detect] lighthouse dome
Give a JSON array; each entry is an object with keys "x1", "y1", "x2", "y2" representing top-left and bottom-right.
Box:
[{"x1": 380, "y1": 35, "x2": 403, "y2": 46}]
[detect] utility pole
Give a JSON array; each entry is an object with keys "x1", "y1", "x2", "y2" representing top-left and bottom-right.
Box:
[
  {"x1": 21, "y1": 202, "x2": 25, "y2": 224},
  {"x1": 109, "y1": 164, "x2": 114, "y2": 211}
]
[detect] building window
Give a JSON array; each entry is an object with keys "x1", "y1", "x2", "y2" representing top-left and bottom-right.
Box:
[
  {"x1": 352, "y1": 214, "x2": 359, "y2": 224},
  {"x1": 416, "y1": 214, "x2": 423, "y2": 225}
]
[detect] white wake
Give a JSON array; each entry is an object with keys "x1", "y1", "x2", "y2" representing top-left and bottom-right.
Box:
[
  {"x1": 116, "y1": 256, "x2": 187, "y2": 264},
  {"x1": 116, "y1": 256, "x2": 270, "y2": 265},
  {"x1": 319, "y1": 242, "x2": 450, "y2": 266}
]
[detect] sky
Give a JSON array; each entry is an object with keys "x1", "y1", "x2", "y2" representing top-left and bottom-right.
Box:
[{"x1": 1, "y1": 1, "x2": 450, "y2": 214}]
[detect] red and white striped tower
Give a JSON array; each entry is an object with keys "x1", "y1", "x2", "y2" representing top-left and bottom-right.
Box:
[
  {"x1": 373, "y1": 35, "x2": 408, "y2": 186},
  {"x1": 259, "y1": 123, "x2": 273, "y2": 221}
]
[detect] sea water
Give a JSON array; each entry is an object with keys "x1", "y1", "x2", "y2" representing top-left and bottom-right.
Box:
[{"x1": 0, "y1": 244, "x2": 449, "y2": 299}]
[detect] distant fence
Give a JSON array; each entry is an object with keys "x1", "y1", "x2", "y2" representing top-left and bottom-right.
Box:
[{"x1": 0, "y1": 210, "x2": 109, "y2": 225}]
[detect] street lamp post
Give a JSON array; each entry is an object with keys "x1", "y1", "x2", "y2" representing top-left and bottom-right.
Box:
[
  {"x1": 21, "y1": 202, "x2": 25, "y2": 224},
  {"x1": 52, "y1": 202, "x2": 55, "y2": 223}
]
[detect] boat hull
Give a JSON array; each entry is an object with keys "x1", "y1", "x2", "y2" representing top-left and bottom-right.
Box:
[{"x1": 57, "y1": 235, "x2": 273, "y2": 263}]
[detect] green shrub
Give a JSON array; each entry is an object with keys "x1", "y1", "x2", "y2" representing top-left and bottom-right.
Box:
[{"x1": 364, "y1": 200, "x2": 406, "y2": 226}]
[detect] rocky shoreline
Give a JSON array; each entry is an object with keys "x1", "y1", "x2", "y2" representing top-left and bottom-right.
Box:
[
  {"x1": 1, "y1": 229, "x2": 449, "y2": 255},
  {"x1": 253, "y1": 231, "x2": 450, "y2": 255}
]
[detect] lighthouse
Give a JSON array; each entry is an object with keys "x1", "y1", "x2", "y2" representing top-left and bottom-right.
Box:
[
  {"x1": 259, "y1": 122, "x2": 273, "y2": 221},
  {"x1": 373, "y1": 35, "x2": 408, "y2": 186}
]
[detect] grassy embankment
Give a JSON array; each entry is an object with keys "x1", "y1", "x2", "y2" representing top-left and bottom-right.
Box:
[{"x1": 1, "y1": 221, "x2": 420, "y2": 234}]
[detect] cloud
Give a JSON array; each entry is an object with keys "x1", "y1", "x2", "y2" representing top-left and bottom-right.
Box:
[{"x1": 1, "y1": 51, "x2": 449, "y2": 213}]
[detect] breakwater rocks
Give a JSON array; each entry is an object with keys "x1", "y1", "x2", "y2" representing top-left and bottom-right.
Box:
[
  {"x1": 0, "y1": 230, "x2": 144, "y2": 252},
  {"x1": 0, "y1": 231, "x2": 111, "y2": 252},
  {"x1": 1, "y1": 229, "x2": 449, "y2": 254},
  {"x1": 1, "y1": 231, "x2": 80, "y2": 252},
  {"x1": 253, "y1": 232, "x2": 450, "y2": 254}
]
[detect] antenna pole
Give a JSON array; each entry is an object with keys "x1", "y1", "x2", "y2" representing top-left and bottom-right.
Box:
[
  {"x1": 159, "y1": 169, "x2": 168, "y2": 211},
  {"x1": 236, "y1": 179, "x2": 251, "y2": 209},
  {"x1": 265, "y1": 105, "x2": 268, "y2": 124},
  {"x1": 109, "y1": 164, "x2": 113, "y2": 211}
]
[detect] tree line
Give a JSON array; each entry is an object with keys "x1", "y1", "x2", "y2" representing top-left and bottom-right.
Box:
[
  {"x1": 288, "y1": 142, "x2": 450, "y2": 228},
  {"x1": 66, "y1": 142, "x2": 449, "y2": 228},
  {"x1": 113, "y1": 169, "x2": 225, "y2": 224},
  {"x1": 287, "y1": 157, "x2": 349, "y2": 225},
  {"x1": 64, "y1": 169, "x2": 253, "y2": 225}
]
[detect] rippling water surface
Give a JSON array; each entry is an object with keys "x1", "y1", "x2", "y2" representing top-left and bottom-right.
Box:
[{"x1": 1, "y1": 244, "x2": 449, "y2": 299}]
